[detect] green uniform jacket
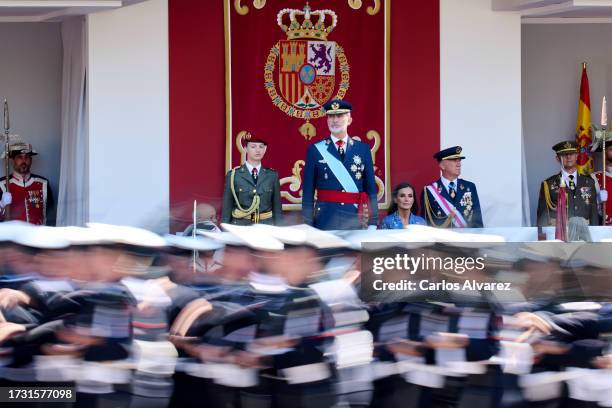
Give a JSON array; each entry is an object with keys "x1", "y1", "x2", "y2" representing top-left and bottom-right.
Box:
[
  {"x1": 536, "y1": 172, "x2": 599, "y2": 227},
  {"x1": 221, "y1": 164, "x2": 282, "y2": 225}
]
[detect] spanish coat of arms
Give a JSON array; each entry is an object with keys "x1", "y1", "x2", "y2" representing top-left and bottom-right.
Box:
[{"x1": 264, "y1": 4, "x2": 350, "y2": 139}]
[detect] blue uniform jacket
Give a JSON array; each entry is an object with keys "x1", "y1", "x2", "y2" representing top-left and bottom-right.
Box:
[
  {"x1": 302, "y1": 136, "x2": 378, "y2": 230},
  {"x1": 421, "y1": 178, "x2": 483, "y2": 228}
]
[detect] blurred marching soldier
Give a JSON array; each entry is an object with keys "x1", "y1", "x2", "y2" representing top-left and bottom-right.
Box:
[
  {"x1": 301, "y1": 99, "x2": 379, "y2": 230},
  {"x1": 421, "y1": 146, "x2": 483, "y2": 228},
  {"x1": 537, "y1": 141, "x2": 599, "y2": 227},
  {"x1": 366, "y1": 301, "x2": 501, "y2": 408},
  {"x1": 0, "y1": 142, "x2": 54, "y2": 225},
  {"x1": 590, "y1": 135, "x2": 612, "y2": 225},
  {"x1": 222, "y1": 133, "x2": 282, "y2": 225},
  {"x1": 223, "y1": 225, "x2": 335, "y2": 408}
]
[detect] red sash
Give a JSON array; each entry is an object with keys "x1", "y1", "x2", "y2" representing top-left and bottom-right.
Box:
[{"x1": 317, "y1": 189, "x2": 369, "y2": 220}]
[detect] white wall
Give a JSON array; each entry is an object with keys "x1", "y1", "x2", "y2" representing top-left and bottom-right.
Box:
[
  {"x1": 440, "y1": 0, "x2": 523, "y2": 227},
  {"x1": 0, "y1": 23, "x2": 62, "y2": 223},
  {"x1": 87, "y1": 0, "x2": 168, "y2": 232},
  {"x1": 522, "y1": 23, "x2": 612, "y2": 225}
]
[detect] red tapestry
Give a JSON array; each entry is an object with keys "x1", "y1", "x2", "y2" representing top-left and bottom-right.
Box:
[{"x1": 226, "y1": 0, "x2": 390, "y2": 210}]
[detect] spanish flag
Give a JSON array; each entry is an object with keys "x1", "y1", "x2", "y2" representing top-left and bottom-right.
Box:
[{"x1": 576, "y1": 63, "x2": 593, "y2": 175}]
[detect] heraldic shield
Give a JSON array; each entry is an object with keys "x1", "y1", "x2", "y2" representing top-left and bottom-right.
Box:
[
  {"x1": 278, "y1": 40, "x2": 336, "y2": 108},
  {"x1": 265, "y1": 4, "x2": 350, "y2": 139}
]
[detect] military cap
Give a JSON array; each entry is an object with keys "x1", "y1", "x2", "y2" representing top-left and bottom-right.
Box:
[
  {"x1": 244, "y1": 132, "x2": 267, "y2": 146},
  {"x1": 433, "y1": 146, "x2": 465, "y2": 161},
  {"x1": 552, "y1": 140, "x2": 578, "y2": 155},
  {"x1": 323, "y1": 99, "x2": 352, "y2": 115},
  {"x1": 8, "y1": 142, "x2": 37, "y2": 158}
]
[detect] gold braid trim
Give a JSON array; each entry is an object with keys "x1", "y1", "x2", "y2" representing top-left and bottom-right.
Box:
[
  {"x1": 543, "y1": 179, "x2": 569, "y2": 226},
  {"x1": 424, "y1": 186, "x2": 454, "y2": 228},
  {"x1": 543, "y1": 180, "x2": 556, "y2": 210},
  {"x1": 230, "y1": 167, "x2": 261, "y2": 223}
]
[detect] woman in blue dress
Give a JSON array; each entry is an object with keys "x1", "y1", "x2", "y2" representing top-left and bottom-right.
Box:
[{"x1": 380, "y1": 182, "x2": 426, "y2": 229}]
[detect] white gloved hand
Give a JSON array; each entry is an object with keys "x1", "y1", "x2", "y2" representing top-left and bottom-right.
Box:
[
  {"x1": 0, "y1": 192, "x2": 11, "y2": 208},
  {"x1": 600, "y1": 190, "x2": 608, "y2": 202},
  {"x1": 367, "y1": 225, "x2": 377, "y2": 230}
]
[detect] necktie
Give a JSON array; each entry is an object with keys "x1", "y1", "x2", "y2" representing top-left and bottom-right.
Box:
[
  {"x1": 336, "y1": 139, "x2": 345, "y2": 161},
  {"x1": 568, "y1": 174, "x2": 575, "y2": 190},
  {"x1": 252, "y1": 167, "x2": 258, "y2": 183},
  {"x1": 449, "y1": 181, "x2": 456, "y2": 199}
]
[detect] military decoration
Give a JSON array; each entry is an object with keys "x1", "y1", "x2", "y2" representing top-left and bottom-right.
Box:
[
  {"x1": 351, "y1": 155, "x2": 363, "y2": 180},
  {"x1": 580, "y1": 186, "x2": 592, "y2": 205},
  {"x1": 28, "y1": 190, "x2": 42, "y2": 209},
  {"x1": 460, "y1": 191, "x2": 473, "y2": 217}
]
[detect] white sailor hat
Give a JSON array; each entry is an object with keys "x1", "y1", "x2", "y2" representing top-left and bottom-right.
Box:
[
  {"x1": 518, "y1": 241, "x2": 572, "y2": 263},
  {"x1": 253, "y1": 224, "x2": 350, "y2": 249},
  {"x1": 12, "y1": 226, "x2": 71, "y2": 249},
  {"x1": 571, "y1": 241, "x2": 612, "y2": 268},
  {"x1": 86, "y1": 222, "x2": 167, "y2": 248},
  {"x1": 197, "y1": 230, "x2": 247, "y2": 247},
  {"x1": 164, "y1": 234, "x2": 224, "y2": 252},
  {"x1": 343, "y1": 228, "x2": 427, "y2": 251},
  {"x1": 220, "y1": 223, "x2": 284, "y2": 251},
  {"x1": 54, "y1": 226, "x2": 109, "y2": 246}
]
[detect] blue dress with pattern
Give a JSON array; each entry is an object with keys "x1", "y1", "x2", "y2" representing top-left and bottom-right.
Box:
[{"x1": 380, "y1": 211, "x2": 427, "y2": 229}]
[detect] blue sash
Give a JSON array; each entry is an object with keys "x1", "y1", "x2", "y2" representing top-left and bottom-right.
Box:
[{"x1": 315, "y1": 141, "x2": 359, "y2": 194}]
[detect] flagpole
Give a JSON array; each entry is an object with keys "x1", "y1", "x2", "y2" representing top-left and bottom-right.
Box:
[
  {"x1": 602, "y1": 96, "x2": 608, "y2": 225},
  {"x1": 3, "y1": 100, "x2": 10, "y2": 220}
]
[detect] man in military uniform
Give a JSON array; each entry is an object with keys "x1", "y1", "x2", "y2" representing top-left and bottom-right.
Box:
[
  {"x1": 302, "y1": 99, "x2": 378, "y2": 230},
  {"x1": 0, "y1": 142, "x2": 54, "y2": 225},
  {"x1": 537, "y1": 140, "x2": 599, "y2": 227},
  {"x1": 591, "y1": 136, "x2": 612, "y2": 225},
  {"x1": 222, "y1": 133, "x2": 282, "y2": 225},
  {"x1": 421, "y1": 146, "x2": 483, "y2": 228}
]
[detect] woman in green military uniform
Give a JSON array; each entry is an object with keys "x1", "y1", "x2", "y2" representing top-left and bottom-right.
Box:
[{"x1": 221, "y1": 133, "x2": 282, "y2": 225}]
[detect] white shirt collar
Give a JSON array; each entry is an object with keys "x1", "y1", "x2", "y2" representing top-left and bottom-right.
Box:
[
  {"x1": 244, "y1": 162, "x2": 261, "y2": 174},
  {"x1": 11, "y1": 172, "x2": 31, "y2": 183},
  {"x1": 440, "y1": 175, "x2": 458, "y2": 192},
  {"x1": 561, "y1": 169, "x2": 578, "y2": 186},
  {"x1": 330, "y1": 134, "x2": 349, "y2": 150}
]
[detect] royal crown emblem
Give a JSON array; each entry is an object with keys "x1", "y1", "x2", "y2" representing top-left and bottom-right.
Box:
[
  {"x1": 277, "y1": 5, "x2": 337, "y2": 40},
  {"x1": 264, "y1": 3, "x2": 350, "y2": 139}
]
